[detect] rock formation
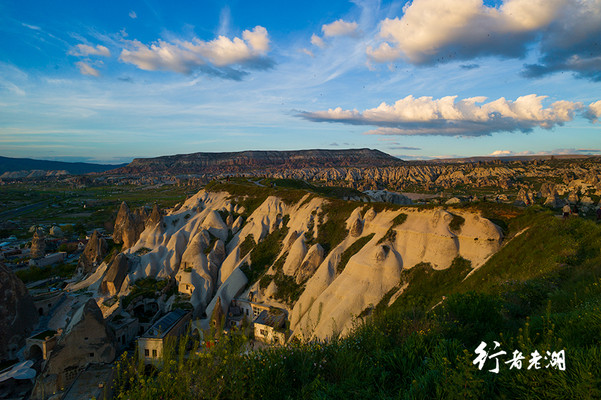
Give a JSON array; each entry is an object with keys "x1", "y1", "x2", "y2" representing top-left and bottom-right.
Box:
[
  {"x1": 110, "y1": 189, "x2": 503, "y2": 340},
  {"x1": 30, "y1": 229, "x2": 46, "y2": 259},
  {"x1": 113, "y1": 202, "x2": 147, "y2": 249},
  {"x1": 295, "y1": 244, "x2": 324, "y2": 284},
  {"x1": 77, "y1": 230, "x2": 108, "y2": 275},
  {"x1": 363, "y1": 190, "x2": 412, "y2": 205},
  {"x1": 49, "y1": 225, "x2": 63, "y2": 237},
  {"x1": 34, "y1": 299, "x2": 116, "y2": 397},
  {"x1": 146, "y1": 203, "x2": 162, "y2": 228},
  {"x1": 0, "y1": 264, "x2": 38, "y2": 361},
  {"x1": 101, "y1": 253, "x2": 131, "y2": 296}
]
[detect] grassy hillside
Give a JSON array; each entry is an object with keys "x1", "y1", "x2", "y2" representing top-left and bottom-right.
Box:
[{"x1": 113, "y1": 205, "x2": 601, "y2": 399}]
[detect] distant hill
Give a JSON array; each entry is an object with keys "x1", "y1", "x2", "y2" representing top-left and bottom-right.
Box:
[
  {"x1": 0, "y1": 156, "x2": 127, "y2": 177},
  {"x1": 111, "y1": 148, "x2": 404, "y2": 175},
  {"x1": 426, "y1": 154, "x2": 601, "y2": 163}
]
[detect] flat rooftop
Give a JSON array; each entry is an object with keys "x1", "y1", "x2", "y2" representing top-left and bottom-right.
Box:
[
  {"x1": 141, "y1": 308, "x2": 188, "y2": 339},
  {"x1": 254, "y1": 309, "x2": 285, "y2": 329}
]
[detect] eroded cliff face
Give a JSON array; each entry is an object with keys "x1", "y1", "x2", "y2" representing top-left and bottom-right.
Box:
[
  {"x1": 113, "y1": 202, "x2": 156, "y2": 249},
  {"x1": 289, "y1": 208, "x2": 501, "y2": 339},
  {"x1": 0, "y1": 264, "x2": 38, "y2": 361},
  {"x1": 76, "y1": 189, "x2": 503, "y2": 341}
]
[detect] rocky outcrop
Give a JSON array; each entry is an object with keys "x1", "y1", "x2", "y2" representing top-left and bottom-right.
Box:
[
  {"x1": 146, "y1": 204, "x2": 162, "y2": 228},
  {"x1": 77, "y1": 230, "x2": 108, "y2": 275},
  {"x1": 363, "y1": 190, "x2": 413, "y2": 205},
  {"x1": 30, "y1": 229, "x2": 46, "y2": 259},
  {"x1": 34, "y1": 299, "x2": 116, "y2": 398},
  {"x1": 0, "y1": 264, "x2": 38, "y2": 361},
  {"x1": 101, "y1": 254, "x2": 131, "y2": 296},
  {"x1": 295, "y1": 244, "x2": 324, "y2": 284},
  {"x1": 113, "y1": 202, "x2": 147, "y2": 249},
  {"x1": 349, "y1": 218, "x2": 363, "y2": 237},
  {"x1": 49, "y1": 225, "x2": 63, "y2": 237}
]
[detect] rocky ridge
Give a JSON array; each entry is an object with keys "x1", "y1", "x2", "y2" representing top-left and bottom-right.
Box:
[
  {"x1": 74, "y1": 187, "x2": 503, "y2": 341},
  {"x1": 111, "y1": 148, "x2": 403, "y2": 175}
]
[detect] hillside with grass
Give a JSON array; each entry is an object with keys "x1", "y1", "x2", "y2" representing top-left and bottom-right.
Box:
[{"x1": 112, "y1": 205, "x2": 601, "y2": 399}]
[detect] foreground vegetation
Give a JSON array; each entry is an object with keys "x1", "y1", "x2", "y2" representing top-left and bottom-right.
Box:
[{"x1": 112, "y1": 207, "x2": 601, "y2": 399}]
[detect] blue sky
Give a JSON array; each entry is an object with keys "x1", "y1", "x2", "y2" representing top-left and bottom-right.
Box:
[{"x1": 0, "y1": 0, "x2": 600, "y2": 163}]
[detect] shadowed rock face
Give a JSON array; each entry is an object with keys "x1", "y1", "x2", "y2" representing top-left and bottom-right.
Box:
[
  {"x1": 37, "y1": 299, "x2": 115, "y2": 395},
  {"x1": 101, "y1": 253, "x2": 131, "y2": 296},
  {"x1": 30, "y1": 229, "x2": 46, "y2": 259},
  {"x1": 0, "y1": 264, "x2": 38, "y2": 361},
  {"x1": 113, "y1": 202, "x2": 147, "y2": 249},
  {"x1": 146, "y1": 204, "x2": 163, "y2": 228},
  {"x1": 77, "y1": 230, "x2": 108, "y2": 275}
]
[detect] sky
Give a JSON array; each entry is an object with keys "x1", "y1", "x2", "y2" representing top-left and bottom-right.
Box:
[{"x1": 0, "y1": 0, "x2": 600, "y2": 164}]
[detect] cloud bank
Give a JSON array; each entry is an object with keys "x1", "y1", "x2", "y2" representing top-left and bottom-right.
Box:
[
  {"x1": 367, "y1": 0, "x2": 601, "y2": 80},
  {"x1": 119, "y1": 26, "x2": 273, "y2": 79},
  {"x1": 300, "y1": 94, "x2": 601, "y2": 136}
]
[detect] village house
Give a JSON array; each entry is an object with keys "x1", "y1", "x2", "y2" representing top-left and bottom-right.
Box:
[
  {"x1": 253, "y1": 308, "x2": 287, "y2": 345},
  {"x1": 108, "y1": 314, "x2": 139, "y2": 351},
  {"x1": 25, "y1": 330, "x2": 61, "y2": 360},
  {"x1": 137, "y1": 309, "x2": 191, "y2": 363}
]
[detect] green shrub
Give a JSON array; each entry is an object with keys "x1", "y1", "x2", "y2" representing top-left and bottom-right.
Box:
[
  {"x1": 336, "y1": 233, "x2": 375, "y2": 274},
  {"x1": 239, "y1": 234, "x2": 255, "y2": 258},
  {"x1": 449, "y1": 213, "x2": 465, "y2": 233},
  {"x1": 437, "y1": 291, "x2": 506, "y2": 348}
]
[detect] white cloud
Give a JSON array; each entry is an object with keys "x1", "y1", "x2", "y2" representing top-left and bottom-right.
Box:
[
  {"x1": 311, "y1": 19, "x2": 360, "y2": 49},
  {"x1": 367, "y1": 0, "x2": 601, "y2": 80},
  {"x1": 300, "y1": 94, "x2": 594, "y2": 136},
  {"x1": 129, "y1": 11, "x2": 137, "y2": 19},
  {"x1": 490, "y1": 150, "x2": 513, "y2": 156},
  {"x1": 322, "y1": 19, "x2": 359, "y2": 37},
  {"x1": 301, "y1": 48, "x2": 314, "y2": 57},
  {"x1": 119, "y1": 26, "x2": 272, "y2": 78},
  {"x1": 585, "y1": 100, "x2": 601, "y2": 122},
  {"x1": 69, "y1": 44, "x2": 111, "y2": 57},
  {"x1": 311, "y1": 34, "x2": 325, "y2": 48},
  {"x1": 76, "y1": 61, "x2": 100, "y2": 77},
  {"x1": 368, "y1": 0, "x2": 562, "y2": 63},
  {"x1": 22, "y1": 23, "x2": 41, "y2": 31},
  {"x1": 490, "y1": 148, "x2": 601, "y2": 156}
]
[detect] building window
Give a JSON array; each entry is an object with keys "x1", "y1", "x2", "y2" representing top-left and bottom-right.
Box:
[
  {"x1": 89, "y1": 352, "x2": 94, "y2": 358},
  {"x1": 144, "y1": 349, "x2": 149, "y2": 357},
  {"x1": 259, "y1": 329, "x2": 267, "y2": 336},
  {"x1": 152, "y1": 349, "x2": 157, "y2": 358}
]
